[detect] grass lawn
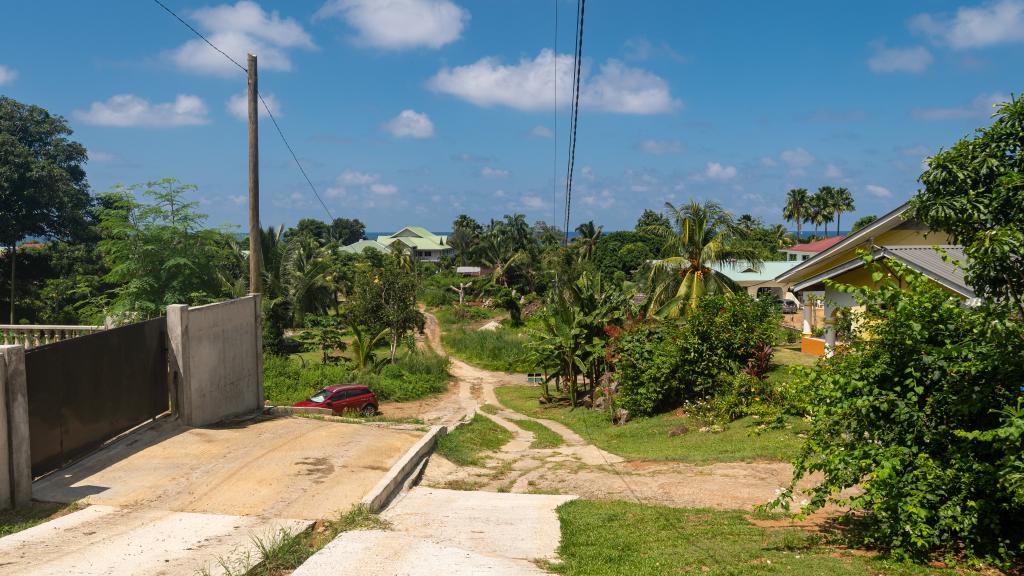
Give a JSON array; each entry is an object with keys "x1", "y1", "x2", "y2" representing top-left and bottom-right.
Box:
[
  {"x1": 441, "y1": 327, "x2": 533, "y2": 373},
  {"x1": 495, "y1": 385, "x2": 807, "y2": 464},
  {"x1": 0, "y1": 502, "x2": 80, "y2": 538},
  {"x1": 435, "y1": 413, "x2": 513, "y2": 466},
  {"x1": 510, "y1": 418, "x2": 564, "y2": 449},
  {"x1": 551, "y1": 500, "x2": 964, "y2": 576}
]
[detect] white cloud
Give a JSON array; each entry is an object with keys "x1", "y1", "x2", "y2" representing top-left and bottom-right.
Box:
[
  {"x1": 88, "y1": 150, "x2": 116, "y2": 162},
  {"x1": 370, "y1": 183, "x2": 398, "y2": 195},
  {"x1": 704, "y1": 162, "x2": 737, "y2": 181},
  {"x1": 867, "y1": 42, "x2": 933, "y2": 73},
  {"x1": 824, "y1": 163, "x2": 843, "y2": 179},
  {"x1": 428, "y1": 49, "x2": 679, "y2": 114},
  {"x1": 521, "y1": 195, "x2": 545, "y2": 210},
  {"x1": 901, "y1": 144, "x2": 930, "y2": 157},
  {"x1": 316, "y1": 0, "x2": 468, "y2": 50},
  {"x1": 865, "y1": 184, "x2": 892, "y2": 198},
  {"x1": 229, "y1": 195, "x2": 247, "y2": 205},
  {"x1": 911, "y1": 0, "x2": 1024, "y2": 49},
  {"x1": 759, "y1": 156, "x2": 778, "y2": 167},
  {"x1": 74, "y1": 94, "x2": 209, "y2": 127},
  {"x1": 780, "y1": 147, "x2": 815, "y2": 169},
  {"x1": 326, "y1": 170, "x2": 398, "y2": 198},
  {"x1": 637, "y1": 139, "x2": 684, "y2": 155},
  {"x1": 226, "y1": 92, "x2": 281, "y2": 120},
  {"x1": 530, "y1": 125, "x2": 553, "y2": 139},
  {"x1": 169, "y1": 1, "x2": 315, "y2": 76},
  {"x1": 0, "y1": 65, "x2": 16, "y2": 86},
  {"x1": 383, "y1": 109, "x2": 434, "y2": 139},
  {"x1": 912, "y1": 92, "x2": 1008, "y2": 120},
  {"x1": 480, "y1": 166, "x2": 509, "y2": 178}
]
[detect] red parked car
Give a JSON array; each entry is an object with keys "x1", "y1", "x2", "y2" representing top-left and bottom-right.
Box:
[{"x1": 294, "y1": 384, "x2": 378, "y2": 416}]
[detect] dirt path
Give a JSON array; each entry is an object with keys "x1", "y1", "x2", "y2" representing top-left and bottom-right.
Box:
[{"x1": 418, "y1": 310, "x2": 811, "y2": 511}]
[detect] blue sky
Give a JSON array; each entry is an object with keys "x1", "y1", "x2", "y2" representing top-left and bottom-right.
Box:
[{"x1": 1, "y1": 1, "x2": 1021, "y2": 232}]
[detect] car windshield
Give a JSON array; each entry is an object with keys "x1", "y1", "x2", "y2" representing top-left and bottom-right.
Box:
[{"x1": 309, "y1": 389, "x2": 330, "y2": 403}]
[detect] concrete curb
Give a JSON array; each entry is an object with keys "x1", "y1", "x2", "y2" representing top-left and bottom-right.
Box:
[
  {"x1": 361, "y1": 424, "x2": 447, "y2": 513},
  {"x1": 265, "y1": 405, "x2": 334, "y2": 417}
]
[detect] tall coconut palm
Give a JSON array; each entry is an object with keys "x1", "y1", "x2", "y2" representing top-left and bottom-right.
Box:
[
  {"x1": 828, "y1": 186, "x2": 855, "y2": 236},
  {"x1": 811, "y1": 187, "x2": 835, "y2": 237},
  {"x1": 573, "y1": 220, "x2": 603, "y2": 261},
  {"x1": 282, "y1": 235, "x2": 332, "y2": 325},
  {"x1": 783, "y1": 188, "x2": 809, "y2": 240},
  {"x1": 644, "y1": 200, "x2": 762, "y2": 318}
]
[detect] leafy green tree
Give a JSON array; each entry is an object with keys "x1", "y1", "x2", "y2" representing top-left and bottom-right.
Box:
[
  {"x1": 299, "y1": 314, "x2": 347, "y2": 365},
  {"x1": 635, "y1": 209, "x2": 670, "y2": 231},
  {"x1": 0, "y1": 96, "x2": 91, "y2": 323},
  {"x1": 92, "y1": 178, "x2": 234, "y2": 319},
  {"x1": 773, "y1": 259, "x2": 1023, "y2": 563},
  {"x1": 450, "y1": 214, "x2": 482, "y2": 266},
  {"x1": 644, "y1": 200, "x2": 762, "y2": 318},
  {"x1": 592, "y1": 231, "x2": 661, "y2": 279},
  {"x1": 347, "y1": 324, "x2": 388, "y2": 372},
  {"x1": 329, "y1": 217, "x2": 366, "y2": 245},
  {"x1": 783, "y1": 187, "x2": 809, "y2": 240},
  {"x1": 849, "y1": 214, "x2": 877, "y2": 232},
  {"x1": 346, "y1": 258, "x2": 424, "y2": 362},
  {"x1": 284, "y1": 218, "x2": 331, "y2": 245},
  {"x1": 911, "y1": 94, "x2": 1024, "y2": 315}
]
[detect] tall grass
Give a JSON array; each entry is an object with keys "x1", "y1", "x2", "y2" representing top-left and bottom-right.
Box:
[
  {"x1": 263, "y1": 351, "x2": 450, "y2": 405},
  {"x1": 442, "y1": 327, "x2": 532, "y2": 373}
]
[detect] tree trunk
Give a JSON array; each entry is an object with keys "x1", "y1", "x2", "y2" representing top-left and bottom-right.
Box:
[
  {"x1": 8, "y1": 243, "x2": 14, "y2": 324},
  {"x1": 389, "y1": 330, "x2": 398, "y2": 363},
  {"x1": 836, "y1": 213, "x2": 842, "y2": 236},
  {"x1": 795, "y1": 212, "x2": 802, "y2": 241}
]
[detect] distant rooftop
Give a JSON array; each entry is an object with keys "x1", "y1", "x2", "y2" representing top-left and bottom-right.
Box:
[
  {"x1": 785, "y1": 236, "x2": 845, "y2": 253},
  {"x1": 711, "y1": 260, "x2": 801, "y2": 282}
]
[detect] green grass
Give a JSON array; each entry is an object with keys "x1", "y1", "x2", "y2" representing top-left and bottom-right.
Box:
[
  {"x1": 479, "y1": 403, "x2": 500, "y2": 415},
  {"x1": 207, "y1": 505, "x2": 387, "y2": 576},
  {"x1": 550, "y1": 500, "x2": 965, "y2": 576},
  {"x1": 495, "y1": 385, "x2": 807, "y2": 464},
  {"x1": 772, "y1": 345, "x2": 818, "y2": 369},
  {"x1": 435, "y1": 413, "x2": 513, "y2": 466},
  {"x1": 510, "y1": 418, "x2": 564, "y2": 449},
  {"x1": 263, "y1": 350, "x2": 450, "y2": 405},
  {"x1": 441, "y1": 327, "x2": 533, "y2": 373},
  {"x1": 0, "y1": 502, "x2": 80, "y2": 538}
]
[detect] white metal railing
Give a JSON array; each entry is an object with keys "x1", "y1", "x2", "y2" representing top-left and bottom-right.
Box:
[{"x1": 0, "y1": 324, "x2": 105, "y2": 349}]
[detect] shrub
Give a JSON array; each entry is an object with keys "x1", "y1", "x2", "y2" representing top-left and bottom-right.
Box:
[
  {"x1": 773, "y1": 260, "x2": 1024, "y2": 565},
  {"x1": 617, "y1": 294, "x2": 779, "y2": 416}
]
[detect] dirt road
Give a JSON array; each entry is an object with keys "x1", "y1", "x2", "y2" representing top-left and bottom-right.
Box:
[{"x1": 417, "y1": 311, "x2": 809, "y2": 511}]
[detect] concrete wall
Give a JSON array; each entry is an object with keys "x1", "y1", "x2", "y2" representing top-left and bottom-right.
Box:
[
  {"x1": 0, "y1": 345, "x2": 32, "y2": 509},
  {"x1": 168, "y1": 295, "x2": 264, "y2": 427}
]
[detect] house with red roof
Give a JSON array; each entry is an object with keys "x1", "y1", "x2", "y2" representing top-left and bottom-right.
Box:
[{"x1": 780, "y1": 235, "x2": 845, "y2": 263}]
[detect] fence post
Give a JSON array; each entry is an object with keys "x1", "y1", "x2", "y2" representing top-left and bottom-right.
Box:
[
  {"x1": 0, "y1": 345, "x2": 31, "y2": 508},
  {"x1": 166, "y1": 305, "x2": 191, "y2": 425}
]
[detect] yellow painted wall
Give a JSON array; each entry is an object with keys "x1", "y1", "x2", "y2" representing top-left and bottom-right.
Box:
[{"x1": 789, "y1": 222, "x2": 950, "y2": 282}]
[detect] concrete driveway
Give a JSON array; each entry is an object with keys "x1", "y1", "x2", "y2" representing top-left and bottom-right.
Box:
[{"x1": 0, "y1": 416, "x2": 423, "y2": 575}]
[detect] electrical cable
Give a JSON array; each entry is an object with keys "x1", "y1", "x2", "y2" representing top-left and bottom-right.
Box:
[
  {"x1": 563, "y1": 0, "x2": 585, "y2": 244},
  {"x1": 150, "y1": 0, "x2": 335, "y2": 222}
]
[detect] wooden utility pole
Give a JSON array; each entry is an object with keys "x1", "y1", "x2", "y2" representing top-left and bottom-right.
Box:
[{"x1": 247, "y1": 53, "x2": 263, "y2": 294}]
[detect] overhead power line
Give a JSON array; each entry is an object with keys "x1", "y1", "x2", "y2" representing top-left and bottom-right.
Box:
[
  {"x1": 150, "y1": 0, "x2": 335, "y2": 222},
  {"x1": 552, "y1": 0, "x2": 558, "y2": 229},
  {"x1": 563, "y1": 0, "x2": 586, "y2": 244}
]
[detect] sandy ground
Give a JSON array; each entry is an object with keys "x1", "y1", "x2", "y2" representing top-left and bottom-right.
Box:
[
  {"x1": 2, "y1": 416, "x2": 424, "y2": 575},
  {"x1": 417, "y1": 311, "x2": 817, "y2": 511}
]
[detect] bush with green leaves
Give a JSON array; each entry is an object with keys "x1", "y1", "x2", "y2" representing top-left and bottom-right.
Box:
[
  {"x1": 773, "y1": 259, "x2": 1024, "y2": 565},
  {"x1": 617, "y1": 293, "x2": 779, "y2": 416}
]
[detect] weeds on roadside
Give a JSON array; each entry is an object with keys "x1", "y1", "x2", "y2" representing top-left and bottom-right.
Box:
[{"x1": 198, "y1": 505, "x2": 389, "y2": 576}]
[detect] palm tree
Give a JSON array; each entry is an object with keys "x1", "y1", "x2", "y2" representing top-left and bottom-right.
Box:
[
  {"x1": 573, "y1": 220, "x2": 603, "y2": 261},
  {"x1": 644, "y1": 200, "x2": 762, "y2": 318},
  {"x1": 282, "y1": 235, "x2": 331, "y2": 325},
  {"x1": 812, "y1": 187, "x2": 836, "y2": 237},
  {"x1": 783, "y1": 188, "x2": 809, "y2": 240},
  {"x1": 828, "y1": 187, "x2": 855, "y2": 236}
]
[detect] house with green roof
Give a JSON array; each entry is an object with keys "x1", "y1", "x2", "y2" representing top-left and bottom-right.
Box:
[{"x1": 340, "y1": 226, "x2": 453, "y2": 262}]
